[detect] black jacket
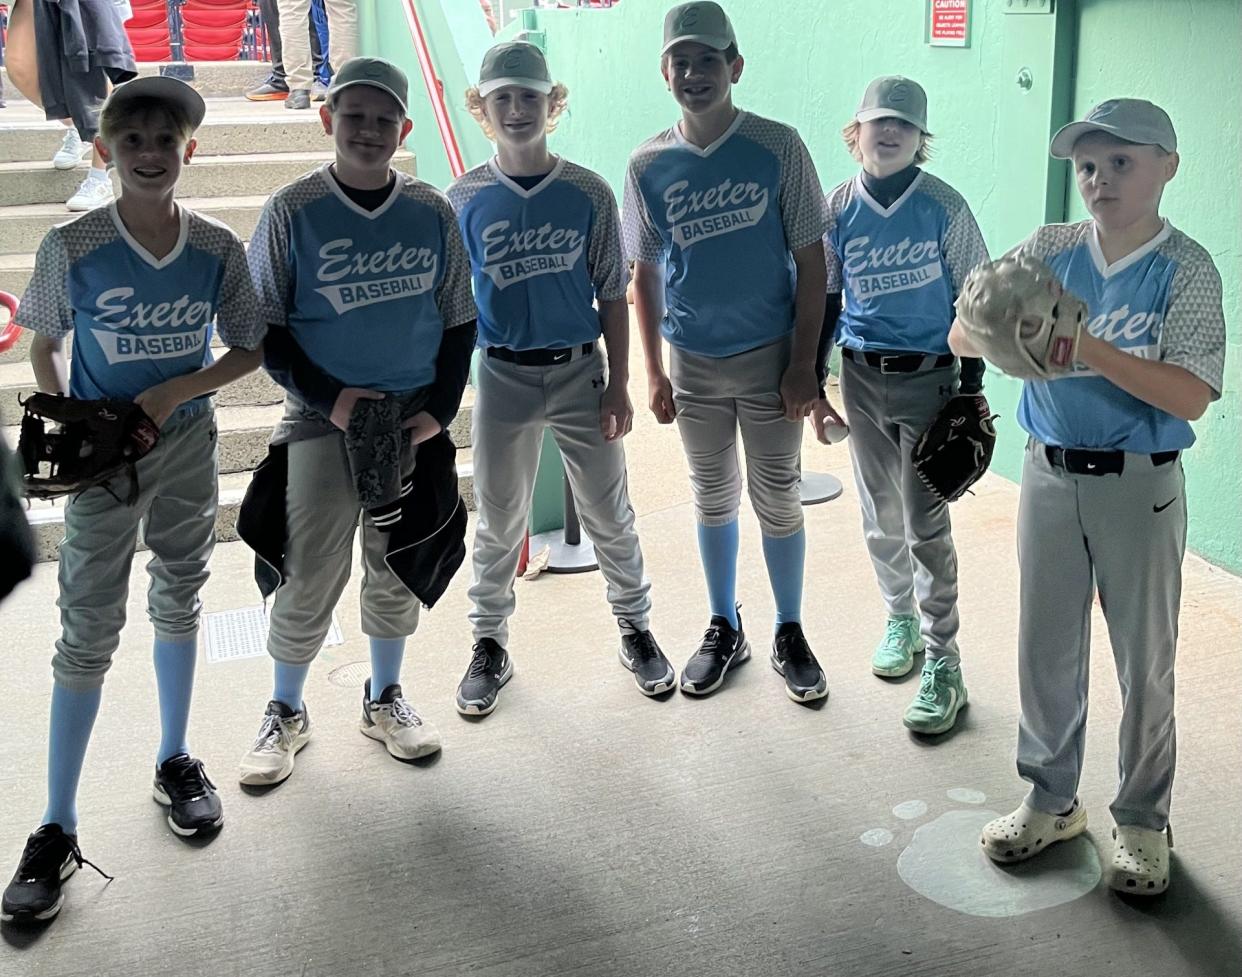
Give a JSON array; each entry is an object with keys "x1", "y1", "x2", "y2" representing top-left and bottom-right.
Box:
[
  {"x1": 34, "y1": 0, "x2": 137, "y2": 140},
  {"x1": 236, "y1": 431, "x2": 467, "y2": 609}
]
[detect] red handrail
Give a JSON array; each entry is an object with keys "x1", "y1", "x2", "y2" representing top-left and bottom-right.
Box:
[
  {"x1": 399, "y1": 0, "x2": 466, "y2": 179},
  {"x1": 0, "y1": 292, "x2": 21, "y2": 354}
]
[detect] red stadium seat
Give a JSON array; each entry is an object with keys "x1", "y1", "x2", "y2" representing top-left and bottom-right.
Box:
[
  {"x1": 183, "y1": 25, "x2": 244, "y2": 46},
  {"x1": 125, "y1": 7, "x2": 168, "y2": 28},
  {"x1": 183, "y1": 42, "x2": 242, "y2": 61},
  {"x1": 132, "y1": 42, "x2": 173, "y2": 61},
  {"x1": 181, "y1": 9, "x2": 246, "y2": 28},
  {"x1": 126, "y1": 26, "x2": 172, "y2": 46}
]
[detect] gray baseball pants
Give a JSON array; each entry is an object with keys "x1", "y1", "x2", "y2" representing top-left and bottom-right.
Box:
[
  {"x1": 668, "y1": 335, "x2": 803, "y2": 539},
  {"x1": 1016, "y1": 439, "x2": 1185, "y2": 832},
  {"x1": 838, "y1": 355, "x2": 961, "y2": 662},
  {"x1": 53, "y1": 405, "x2": 217, "y2": 691},
  {"x1": 468, "y1": 345, "x2": 651, "y2": 647}
]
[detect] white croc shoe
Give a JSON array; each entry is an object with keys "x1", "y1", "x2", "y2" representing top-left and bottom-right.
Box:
[
  {"x1": 1105, "y1": 824, "x2": 1172, "y2": 896},
  {"x1": 981, "y1": 799, "x2": 1088, "y2": 864}
]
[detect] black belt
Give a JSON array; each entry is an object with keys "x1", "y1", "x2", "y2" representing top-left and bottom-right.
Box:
[
  {"x1": 842, "y1": 348, "x2": 956, "y2": 374},
  {"x1": 1044, "y1": 445, "x2": 1179, "y2": 476},
  {"x1": 486, "y1": 342, "x2": 594, "y2": 366}
]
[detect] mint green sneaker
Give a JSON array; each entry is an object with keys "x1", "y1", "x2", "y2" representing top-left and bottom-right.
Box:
[
  {"x1": 903, "y1": 658, "x2": 968, "y2": 734},
  {"x1": 871, "y1": 614, "x2": 924, "y2": 677}
]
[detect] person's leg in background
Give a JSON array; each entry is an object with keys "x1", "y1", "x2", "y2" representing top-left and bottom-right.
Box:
[
  {"x1": 247, "y1": 0, "x2": 290, "y2": 101},
  {"x1": 274, "y1": 0, "x2": 313, "y2": 108}
]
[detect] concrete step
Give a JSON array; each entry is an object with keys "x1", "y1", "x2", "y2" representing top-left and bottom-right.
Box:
[
  {"x1": 0, "y1": 150, "x2": 415, "y2": 207},
  {"x1": 25, "y1": 451, "x2": 478, "y2": 563},
  {"x1": 0, "y1": 195, "x2": 270, "y2": 256},
  {"x1": 2, "y1": 62, "x2": 273, "y2": 103},
  {"x1": 0, "y1": 101, "x2": 330, "y2": 165}
]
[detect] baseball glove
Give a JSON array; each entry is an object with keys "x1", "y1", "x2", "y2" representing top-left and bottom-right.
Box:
[
  {"x1": 912, "y1": 394, "x2": 998, "y2": 503},
  {"x1": 17, "y1": 393, "x2": 160, "y2": 503},
  {"x1": 954, "y1": 254, "x2": 1087, "y2": 380}
]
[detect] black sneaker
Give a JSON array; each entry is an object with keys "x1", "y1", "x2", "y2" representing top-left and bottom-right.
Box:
[
  {"x1": 2, "y1": 824, "x2": 111, "y2": 925},
  {"x1": 245, "y1": 79, "x2": 290, "y2": 101},
  {"x1": 679, "y1": 607, "x2": 750, "y2": 696},
  {"x1": 770, "y1": 622, "x2": 828, "y2": 702},
  {"x1": 153, "y1": 754, "x2": 224, "y2": 837},
  {"x1": 455, "y1": 638, "x2": 513, "y2": 716},
  {"x1": 285, "y1": 89, "x2": 312, "y2": 110},
  {"x1": 618, "y1": 626, "x2": 675, "y2": 696}
]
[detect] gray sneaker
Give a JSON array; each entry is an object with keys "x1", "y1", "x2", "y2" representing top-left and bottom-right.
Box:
[{"x1": 238, "y1": 700, "x2": 312, "y2": 786}]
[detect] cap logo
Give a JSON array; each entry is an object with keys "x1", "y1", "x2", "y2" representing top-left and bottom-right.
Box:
[
  {"x1": 364, "y1": 64, "x2": 385, "y2": 78},
  {"x1": 502, "y1": 50, "x2": 524, "y2": 70},
  {"x1": 888, "y1": 82, "x2": 910, "y2": 105},
  {"x1": 1090, "y1": 99, "x2": 1120, "y2": 120},
  {"x1": 676, "y1": 8, "x2": 701, "y2": 30}
]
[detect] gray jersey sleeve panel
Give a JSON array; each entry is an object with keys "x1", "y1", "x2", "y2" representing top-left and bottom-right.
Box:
[
  {"x1": 561, "y1": 162, "x2": 628, "y2": 303},
  {"x1": 187, "y1": 212, "x2": 266, "y2": 351},
  {"x1": 445, "y1": 163, "x2": 493, "y2": 215},
  {"x1": 822, "y1": 180, "x2": 852, "y2": 293},
  {"x1": 414, "y1": 184, "x2": 479, "y2": 329},
  {"x1": 738, "y1": 114, "x2": 830, "y2": 253},
  {"x1": 622, "y1": 135, "x2": 673, "y2": 264},
  {"x1": 1159, "y1": 231, "x2": 1227, "y2": 398},
  {"x1": 920, "y1": 175, "x2": 990, "y2": 296},
  {"x1": 18, "y1": 229, "x2": 75, "y2": 340}
]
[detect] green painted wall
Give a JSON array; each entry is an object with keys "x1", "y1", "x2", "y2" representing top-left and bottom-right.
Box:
[
  {"x1": 1068, "y1": 0, "x2": 1242, "y2": 569},
  {"x1": 362, "y1": 0, "x2": 1241, "y2": 570}
]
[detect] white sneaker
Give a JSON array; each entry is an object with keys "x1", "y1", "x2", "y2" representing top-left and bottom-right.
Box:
[
  {"x1": 1105, "y1": 824, "x2": 1172, "y2": 896},
  {"x1": 980, "y1": 798, "x2": 1088, "y2": 863},
  {"x1": 361, "y1": 681, "x2": 442, "y2": 760},
  {"x1": 52, "y1": 128, "x2": 91, "y2": 169},
  {"x1": 238, "y1": 700, "x2": 312, "y2": 786},
  {"x1": 65, "y1": 173, "x2": 114, "y2": 212}
]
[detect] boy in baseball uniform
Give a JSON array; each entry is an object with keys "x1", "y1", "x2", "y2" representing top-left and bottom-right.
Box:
[
  {"x1": 964, "y1": 100, "x2": 1226, "y2": 896},
  {"x1": 625, "y1": 3, "x2": 829, "y2": 702},
  {"x1": 823, "y1": 77, "x2": 989, "y2": 734},
  {"x1": 448, "y1": 42, "x2": 673, "y2": 715},
  {"x1": 239, "y1": 58, "x2": 476, "y2": 786},
  {"x1": 3, "y1": 78, "x2": 264, "y2": 924}
]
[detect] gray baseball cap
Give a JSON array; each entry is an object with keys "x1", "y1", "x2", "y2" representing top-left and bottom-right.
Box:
[
  {"x1": 327, "y1": 57, "x2": 409, "y2": 114},
  {"x1": 103, "y1": 76, "x2": 206, "y2": 131},
  {"x1": 478, "y1": 41, "x2": 553, "y2": 97},
  {"x1": 1050, "y1": 98, "x2": 1177, "y2": 158},
  {"x1": 855, "y1": 76, "x2": 928, "y2": 132},
  {"x1": 661, "y1": 2, "x2": 736, "y2": 56}
]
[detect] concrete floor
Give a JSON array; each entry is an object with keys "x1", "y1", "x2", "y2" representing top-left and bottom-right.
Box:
[{"x1": 1, "y1": 383, "x2": 1240, "y2": 977}]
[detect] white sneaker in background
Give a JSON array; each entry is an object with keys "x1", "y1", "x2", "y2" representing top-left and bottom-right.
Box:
[
  {"x1": 52, "y1": 128, "x2": 92, "y2": 169},
  {"x1": 65, "y1": 172, "x2": 115, "y2": 212}
]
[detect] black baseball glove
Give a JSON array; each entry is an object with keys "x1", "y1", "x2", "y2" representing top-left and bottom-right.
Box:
[
  {"x1": 17, "y1": 393, "x2": 160, "y2": 503},
  {"x1": 911, "y1": 394, "x2": 998, "y2": 503}
]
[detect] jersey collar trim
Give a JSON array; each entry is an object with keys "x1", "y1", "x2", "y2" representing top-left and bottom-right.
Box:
[
  {"x1": 108, "y1": 202, "x2": 189, "y2": 270},
  {"x1": 673, "y1": 109, "x2": 746, "y2": 158},
  {"x1": 855, "y1": 169, "x2": 925, "y2": 219},
  {"x1": 1088, "y1": 219, "x2": 1171, "y2": 278},
  {"x1": 488, "y1": 155, "x2": 565, "y2": 199},
  {"x1": 322, "y1": 163, "x2": 404, "y2": 220}
]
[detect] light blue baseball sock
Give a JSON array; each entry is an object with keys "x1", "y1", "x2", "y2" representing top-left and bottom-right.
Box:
[
  {"x1": 272, "y1": 661, "x2": 310, "y2": 713},
  {"x1": 153, "y1": 635, "x2": 197, "y2": 764},
  {"x1": 369, "y1": 636, "x2": 406, "y2": 699},
  {"x1": 696, "y1": 520, "x2": 739, "y2": 629},
  {"x1": 762, "y1": 528, "x2": 806, "y2": 629},
  {"x1": 43, "y1": 683, "x2": 103, "y2": 834}
]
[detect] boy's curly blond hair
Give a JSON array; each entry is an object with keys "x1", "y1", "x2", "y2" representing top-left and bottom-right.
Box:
[
  {"x1": 465, "y1": 83, "x2": 569, "y2": 141},
  {"x1": 841, "y1": 119, "x2": 934, "y2": 165}
]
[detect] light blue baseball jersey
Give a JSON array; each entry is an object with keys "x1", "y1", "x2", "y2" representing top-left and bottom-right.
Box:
[
  {"x1": 447, "y1": 157, "x2": 627, "y2": 351},
  {"x1": 18, "y1": 204, "x2": 263, "y2": 402},
  {"x1": 248, "y1": 165, "x2": 476, "y2": 392},
  {"x1": 824, "y1": 171, "x2": 989, "y2": 355},
  {"x1": 1014, "y1": 220, "x2": 1225, "y2": 453},
  {"x1": 622, "y1": 111, "x2": 828, "y2": 357}
]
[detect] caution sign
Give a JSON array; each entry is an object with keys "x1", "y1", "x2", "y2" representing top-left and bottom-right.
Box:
[{"x1": 927, "y1": 0, "x2": 970, "y2": 47}]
